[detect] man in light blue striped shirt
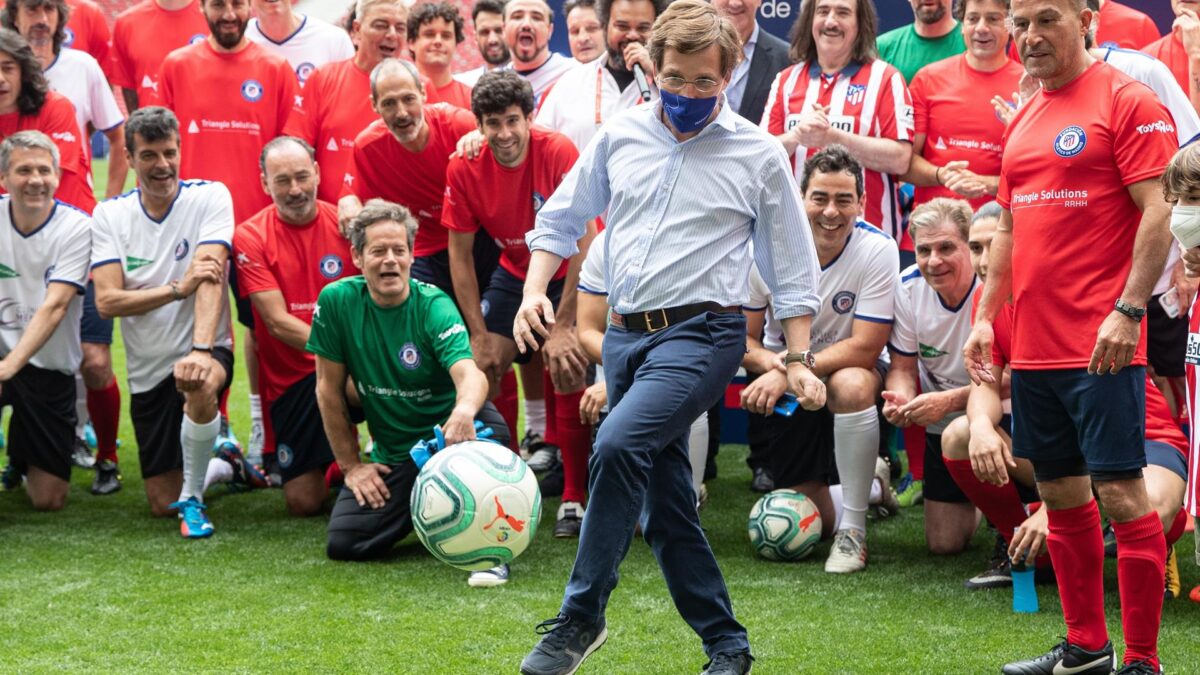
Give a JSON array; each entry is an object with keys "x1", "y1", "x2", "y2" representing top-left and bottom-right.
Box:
[{"x1": 513, "y1": 3, "x2": 823, "y2": 674}]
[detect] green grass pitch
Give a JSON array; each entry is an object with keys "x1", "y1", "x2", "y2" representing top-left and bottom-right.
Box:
[{"x1": 1, "y1": 161, "x2": 1198, "y2": 673}]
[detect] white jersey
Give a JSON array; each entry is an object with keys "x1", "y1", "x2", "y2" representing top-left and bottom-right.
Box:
[
  {"x1": 0, "y1": 199, "x2": 90, "y2": 374},
  {"x1": 510, "y1": 52, "x2": 578, "y2": 109},
  {"x1": 44, "y1": 48, "x2": 124, "y2": 156},
  {"x1": 889, "y1": 265, "x2": 977, "y2": 435},
  {"x1": 747, "y1": 221, "x2": 898, "y2": 353},
  {"x1": 536, "y1": 57, "x2": 654, "y2": 153},
  {"x1": 247, "y1": 15, "x2": 354, "y2": 86},
  {"x1": 91, "y1": 180, "x2": 235, "y2": 394},
  {"x1": 455, "y1": 64, "x2": 506, "y2": 88},
  {"x1": 1099, "y1": 47, "x2": 1199, "y2": 295}
]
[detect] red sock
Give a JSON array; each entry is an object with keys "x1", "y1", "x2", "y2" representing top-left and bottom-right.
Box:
[
  {"x1": 495, "y1": 369, "x2": 519, "y2": 451},
  {"x1": 325, "y1": 462, "x2": 344, "y2": 489},
  {"x1": 555, "y1": 389, "x2": 589, "y2": 504},
  {"x1": 1046, "y1": 501, "x2": 1108, "y2": 651},
  {"x1": 542, "y1": 369, "x2": 558, "y2": 447},
  {"x1": 1165, "y1": 508, "x2": 1187, "y2": 548},
  {"x1": 86, "y1": 378, "x2": 121, "y2": 463},
  {"x1": 1113, "y1": 512, "x2": 1166, "y2": 669},
  {"x1": 944, "y1": 458, "x2": 1028, "y2": 543},
  {"x1": 218, "y1": 387, "x2": 229, "y2": 418},
  {"x1": 903, "y1": 425, "x2": 925, "y2": 479}
]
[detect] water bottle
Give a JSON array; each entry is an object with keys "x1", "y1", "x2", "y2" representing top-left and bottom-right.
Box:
[{"x1": 1011, "y1": 529, "x2": 1039, "y2": 613}]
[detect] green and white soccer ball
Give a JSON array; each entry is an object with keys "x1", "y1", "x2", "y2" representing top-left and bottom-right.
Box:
[
  {"x1": 411, "y1": 440, "x2": 542, "y2": 571},
  {"x1": 748, "y1": 489, "x2": 822, "y2": 561}
]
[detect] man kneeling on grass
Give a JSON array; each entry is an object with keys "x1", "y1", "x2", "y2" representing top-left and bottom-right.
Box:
[{"x1": 308, "y1": 199, "x2": 513, "y2": 587}]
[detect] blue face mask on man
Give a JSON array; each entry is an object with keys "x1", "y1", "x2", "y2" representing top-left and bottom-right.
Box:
[{"x1": 660, "y1": 89, "x2": 718, "y2": 134}]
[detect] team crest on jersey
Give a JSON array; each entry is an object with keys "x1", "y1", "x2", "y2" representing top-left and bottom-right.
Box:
[
  {"x1": 399, "y1": 342, "x2": 421, "y2": 369},
  {"x1": 297, "y1": 63, "x2": 316, "y2": 85},
  {"x1": 480, "y1": 298, "x2": 490, "y2": 317},
  {"x1": 241, "y1": 79, "x2": 264, "y2": 103},
  {"x1": 189, "y1": 33, "x2": 206, "y2": 44},
  {"x1": 1053, "y1": 126, "x2": 1087, "y2": 158},
  {"x1": 43, "y1": 265, "x2": 54, "y2": 287},
  {"x1": 319, "y1": 254, "x2": 344, "y2": 279},
  {"x1": 174, "y1": 239, "x2": 190, "y2": 261},
  {"x1": 63, "y1": 27, "x2": 75, "y2": 48},
  {"x1": 845, "y1": 84, "x2": 866, "y2": 107},
  {"x1": 277, "y1": 444, "x2": 294, "y2": 468},
  {"x1": 532, "y1": 191, "x2": 546, "y2": 213},
  {"x1": 831, "y1": 290, "x2": 856, "y2": 314}
]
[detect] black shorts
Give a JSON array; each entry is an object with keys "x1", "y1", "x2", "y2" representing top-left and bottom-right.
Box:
[
  {"x1": 411, "y1": 236, "x2": 502, "y2": 307},
  {"x1": 747, "y1": 403, "x2": 836, "y2": 488},
  {"x1": 130, "y1": 347, "x2": 235, "y2": 479},
  {"x1": 80, "y1": 280, "x2": 113, "y2": 345},
  {"x1": 271, "y1": 372, "x2": 365, "y2": 484},
  {"x1": 1011, "y1": 367, "x2": 1147, "y2": 475},
  {"x1": 481, "y1": 266, "x2": 564, "y2": 364},
  {"x1": 924, "y1": 430, "x2": 970, "y2": 503},
  {"x1": 1147, "y1": 293, "x2": 1187, "y2": 378},
  {"x1": 228, "y1": 265, "x2": 254, "y2": 330},
  {"x1": 0, "y1": 364, "x2": 75, "y2": 480}
]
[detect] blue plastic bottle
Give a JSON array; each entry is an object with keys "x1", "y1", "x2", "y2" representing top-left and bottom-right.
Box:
[{"x1": 1012, "y1": 530, "x2": 1039, "y2": 613}]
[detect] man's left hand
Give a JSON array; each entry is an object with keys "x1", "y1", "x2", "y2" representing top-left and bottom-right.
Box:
[
  {"x1": 543, "y1": 323, "x2": 588, "y2": 392},
  {"x1": 1089, "y1": 309, "x2": 1140, "y2": 375},
  {"x1": 513, "y1": 293, "x2": 555, "y2": 355},
  {"x1": 896, "y1": 391, "x2": 954, "y2": 427},
  {"x1": 441, "y1": 406, "x2": 479, "y2": 446},
  {"x1": 174, "y1": 351, "x2": 214, "y2": 392},
  {"x1": 622, "y1": 42, "x2": 654, "y2": 79},
  {"x1": 787, "y1": 364, "x2": 826, "y2": 411}
]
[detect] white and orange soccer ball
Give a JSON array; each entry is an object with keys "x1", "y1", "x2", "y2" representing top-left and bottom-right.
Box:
[
  {"x1": 748, "y1": 489, "x2": 822, "y2": 561},
  {"x1": 410, "y1": 441, "x2": 542, "y2": 571}
]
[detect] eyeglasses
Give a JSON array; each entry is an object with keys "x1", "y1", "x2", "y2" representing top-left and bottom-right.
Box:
[{"x1": 657, "y1": 75, "x2": 721, "y2": 94}]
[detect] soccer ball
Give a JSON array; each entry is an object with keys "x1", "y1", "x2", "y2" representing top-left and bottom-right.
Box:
[
  {"x1": 747, "y1": 489, "x2": 822, "y2": 561},
  {"x1": 410, "y1": 440, "x2": 542, "y2": 571}
]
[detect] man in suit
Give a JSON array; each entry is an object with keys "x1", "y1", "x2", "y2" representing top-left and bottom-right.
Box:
[{"x1": 714, "y1": 0, "x2": 790, "y2": 125}]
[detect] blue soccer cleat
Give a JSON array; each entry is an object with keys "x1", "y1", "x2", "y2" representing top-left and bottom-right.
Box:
[{"x1": 170, "y1": 496, "x2": 214, "y2": 539}]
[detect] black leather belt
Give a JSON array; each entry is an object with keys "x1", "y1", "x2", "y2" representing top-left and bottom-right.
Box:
[{"x1": 609, "y1": 302, "x2": 741, "y2": 333}]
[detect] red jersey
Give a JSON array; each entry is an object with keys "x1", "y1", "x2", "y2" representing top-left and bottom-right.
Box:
[
  {"x1": 911, "y1": 54, "x2": 1023, "y2": 210},
  {"x1": 232, "y1": 200, "x2": 353, "y2": 401},
  {"x1": 161, "y1": 40, "x2": 297, "y2": 223},
  {"x1": 285, "y1": 58, "x2": 375, "y2": 204},
  {"x1": 443, "y1": 126, "x2": 577, "y2": 281},
  {"x1": 111, "y1": 0, "x2": 209, "y2": 107},
  {"x1": 344, "y1": 104, "x2": 477, "y2": 257},
  {"x1": 65, "y1": 0, "x2": 111, "y2": 77},
  {"x1": 997, "y1": 63, "x2": 1175, "y2": 370},
  {"x1": 1142, "y1": 32, "x2": 1190, "y2": 97},
  {"x1": 1095, "y1": 1, "x2": 1161, "y2": 50},
  {"x1": 425, "y1": 78, "x2": 472, "y2": 110},
  {"x1": 0, "y1": 93, "x2": 94, "y2": 213},
  {"x1": 762, "y1": 59, "x2": 914, "y2": 240}
]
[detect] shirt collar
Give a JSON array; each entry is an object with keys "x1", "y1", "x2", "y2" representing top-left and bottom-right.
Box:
[{"x1": 807, "y1": 59, "x2": 862, "y2": 80}]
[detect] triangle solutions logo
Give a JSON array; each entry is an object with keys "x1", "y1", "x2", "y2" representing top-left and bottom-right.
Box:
[
  {"x1": 188, "y1": 120, "x2": 200, "y2": 134},
  {"x1": 0, "y1": 262, "x2": 18, "y2": 278},
  {"x1": 126, "y1": 256, "x2": 154, "y2": 272}
]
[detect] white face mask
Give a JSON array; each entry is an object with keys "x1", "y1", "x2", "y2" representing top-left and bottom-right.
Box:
[{"x1": 1169, "y1": 204, "x2": 1200, "y2": 249}]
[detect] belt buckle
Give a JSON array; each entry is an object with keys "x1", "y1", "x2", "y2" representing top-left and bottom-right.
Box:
[{"x1": 643, "y1": 308, "x2": 668, "y2": 333}]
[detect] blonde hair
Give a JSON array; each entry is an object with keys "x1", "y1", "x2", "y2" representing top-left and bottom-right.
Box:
[
  {"x1": 909, "y1": 198, "x2": 973, "y2": 242},
  {"x1": 647, "y1": 0, "x2": 742, "y2": 79},
  {"x1": 1162, "y1": 143, "x2": 1200, "y2": 204}
]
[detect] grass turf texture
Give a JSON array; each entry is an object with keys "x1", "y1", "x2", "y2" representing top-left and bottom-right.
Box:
[{"x1": 1, "y1": 161, "x2": 1199, "y2": 672}]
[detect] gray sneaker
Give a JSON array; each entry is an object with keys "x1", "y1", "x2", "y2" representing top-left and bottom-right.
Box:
[
  {"x1": 824, "y1": 528, "x2": 867, "y2": 574},
  {"x1": 701, "y1": 650, "x2": 753, "y2": 675},
  {"x1": 520, "y1": 614, "x2": 607, "y2": 675},
  {"x1": 467, "y1": 563, "x2": 510, "y2": 588},
  {"x1": 71, "y1": 438, "x2": 96, "y2": 470}
]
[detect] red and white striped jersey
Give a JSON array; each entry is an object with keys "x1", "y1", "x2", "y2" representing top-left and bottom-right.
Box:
[
  {"x1": 761, "y1": 59, "x2": 913, "y2": 240},
  {"x1": 1185, "y1": 305, "x2": 1200, "y2": 516}
]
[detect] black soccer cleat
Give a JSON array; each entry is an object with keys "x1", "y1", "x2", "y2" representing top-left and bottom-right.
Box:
[
  {"x1": 520, "y1": 614, "x2": 607, "y2": 675},
  {"x1": 1115, "y1": 658, "x2": 1163, "y2": 674},
  {"x1": 91, "y1": 460, "x2": 122, "y2": 495},
  {"x1": 701, "y1": 650, "x2": 753, "y2": 675},
  {"x1": 1001, "y1": 640, "x2": 1113, "y2": 675}
]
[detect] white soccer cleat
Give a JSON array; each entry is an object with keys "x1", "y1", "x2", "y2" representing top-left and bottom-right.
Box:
[
  {"x1": 468, "y1": 564, "x2": 510, "y2": 588},
  {"x1": 825, "y1": 528, "x2": 867, "y2": 574}
]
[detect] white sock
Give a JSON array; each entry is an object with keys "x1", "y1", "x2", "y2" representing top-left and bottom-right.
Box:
[
  {"x1": 869, "y1": 478, "x2": 882, "y2": 505},
  {"x1": 686, "y1": 413, "x2": 709, "y2": 496},
  {"x1": 828, "y1": 483, "x2": 845, "y2": 531},
  {"x1": 203, "y1": 457, "x2": 234, "y2": 492},
  {"x1": 524, "y1": 399, "x2": 546, "y2": 436},
  {"x1": 180, "y1": 414, "x2": 221, "y2": 502},
  {"x1": 75, "y1": 375, "x2": 88, "y2": 437},
  {"x1": 833, "y1": 407, "x2": 879, "y2": 533},
  {"x1": 249, "y1": 394, "x2": 262, "y2": 425}
]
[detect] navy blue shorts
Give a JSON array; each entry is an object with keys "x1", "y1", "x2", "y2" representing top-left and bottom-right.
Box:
[
  {"x1": 481, "y1": 266, "x2": 563, "y2": 364},
  {"x1": 411, "y1": 236, "x2": 501, "y2": 307},
  {"x1": 1011, "y1": 367, "x2": 1147, "y2": 474},
  {"x1": 1146, "y1": 439, "x2": 1188, "y2": 481},
  {"x1": 80, "y1": 280, "x2": 113, "y2": 345}
]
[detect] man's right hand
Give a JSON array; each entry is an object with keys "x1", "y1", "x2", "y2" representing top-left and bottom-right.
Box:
[
  {"x1": 471, "y1": 334, "x2": 503, "y2": 383},
  {"x1": 580, "y1": 381, "x2": 607, "y2": 425},
  {"x1": 180, "y1": 253, "x2": 224, "y2": 296},
  {"x1": 740, "y1": 369, "x2": 788, "y2": 416},
  {"x1": 1010, "y1": 504, "x2": 1048, "y2": 562},
  {"x1": 1177, "y1": 9, "x2": 1200, "y2": 57},
  {"x1": 963, "y1": 321, "x2": 996, "y2": 385},
  {"x1": 337, "y1": 196, "x2": 364, "y2": 237},
  {"x1": 345, "y1": 462, "x2": 392, "y2": 509},
  {"x1": 513, "y1": 292, "x2": 555, "y2": 355},
  {"x1": 969, "y1": 425, "x2": 1014, "y2": 487}
]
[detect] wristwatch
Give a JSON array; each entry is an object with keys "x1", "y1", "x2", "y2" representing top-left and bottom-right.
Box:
[
  {"x1": 191, "y1": 343, "x2": 214, "y2": 354},
  {"x1": 1113, "y1": 300, "x2": 1146, "y2": 322},
  {"x1": 784, "y1": 350, "x2": 816, "y2": 369}
]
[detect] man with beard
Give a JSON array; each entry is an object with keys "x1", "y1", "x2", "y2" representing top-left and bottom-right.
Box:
[
  {"x1": 878, "y1": 0, "x2": 964, "y2": 84},
  {"x1": 502, "y1": 0, "x2": 576, "y2": 108},
  {"x1": 455, "y1": 0, "x2": 509, "y2": 87},
  {"x1": 288, "y1": 0, "x2": 408, "y2": 205},
  {"x1": 229, "y1": 137, "x2": 353, "y2": 516},
  {"x1": 246, "y1": 0, "x2": 353, "y2": 87},
  {"x1": 111, "y1": 0, "x2": 210, "y2": 111},
  {"x1": 536, "y1": 0, "x2": 663, "y2": 152},
  {"x1": 407, "y1": 1, "x2": 472, "y2": 108}
]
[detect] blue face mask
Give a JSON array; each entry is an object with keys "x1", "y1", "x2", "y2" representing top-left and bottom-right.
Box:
[{"x1": 660, "y1": 89, "x2": 718, "y2": 134}]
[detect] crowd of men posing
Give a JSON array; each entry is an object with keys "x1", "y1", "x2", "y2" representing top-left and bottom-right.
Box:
[{"x1": 2, "y1": 0, "x2": 1200, "y2": 672}]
